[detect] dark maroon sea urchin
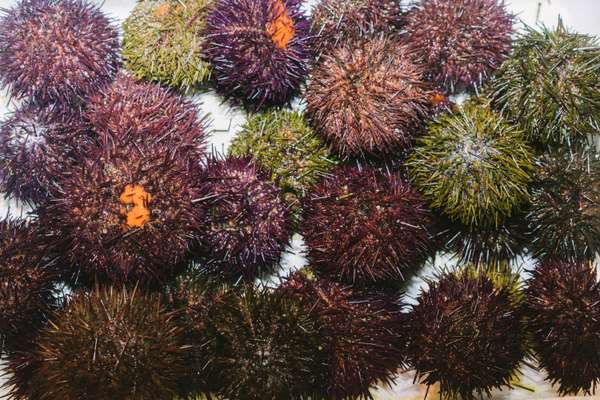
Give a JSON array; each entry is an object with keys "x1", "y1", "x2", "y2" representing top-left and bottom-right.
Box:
[
  {"x1": 525, "y1": 260, "x2": 600, "y2": 395},
  {"x1": 404, "y1": 0, "x2": 513, "y2": 91},
  {"x1": 0, "y1": 0, "x2": 120, "y2": 107},
  {"x1": 195, "y1": 157, "x2": 291, "y2": 280},
  {"x1": 407, "y1": 267, "x2": 526, "y2": 399},
  {"x1": 305, "y1": 35, "x2": 431, "y2": 158},
  {"x1": 36, "y1": 78, "x2": 209, "y2": 285},
  {"x1": 280, "y1": 270, "x2": 406, "y2": 399},
  {"x1": 302, "y1": 165, "x2": 435, "y2": 285},
  {"x1": 205, "y1": 0, "x2": 312, "y2": 109}
]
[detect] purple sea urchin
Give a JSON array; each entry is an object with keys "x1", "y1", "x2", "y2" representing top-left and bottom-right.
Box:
[
  {"x1": 195, "y1": 157, "x2": 291, "y2": 280},
  {"x1": 281, "y1": 271, "x2": 406, "y2": 399},
  {"x1": 0, "y1": 0, "x2": 120, "y2": 107},
  {"x1": 404, "y1": 0, "x2": 513, "y2": 91},
  {"x1": 302, "y1": 165, "x2": 434, "y2": 284},
  {"x1": 525, "y1": 260, "x2": 600, "y2": 395},
  {"x1": 30, "y1": 287, "x2": 188, "y2": 400},
  {"x1": 305, "y1": 36, "x2": 431, "y2": 158},
  {"x1": 407, "y1": 266, "x2": 526, "y2": 399},
  {"x1": 310, "y1": 0, "x2": 402, "y2": 56},
  {"x1": 0, "y1": 104, "x2": 86, "y2": 204},
  {"x1": 205, "y1": 0, "x2": 312, "y2": 108}
]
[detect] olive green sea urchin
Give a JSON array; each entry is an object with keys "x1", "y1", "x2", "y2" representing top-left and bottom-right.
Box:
[
  {"x1": 408, "y1": 101, "x2": 534, "y2": 229},
  {"x1": 123, "y1": 0, "x2": 213, "y2": 91}
]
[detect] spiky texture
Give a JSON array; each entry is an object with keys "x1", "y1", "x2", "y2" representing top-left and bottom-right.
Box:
[
  {"x1": 491, "y1": 23, "x2": 600, "y2": 148},
  {"x1": 229, "y1": 110, "x2": 336, "y2": 210},
  {"x1": 28, "y1": 287, "x2": 188, "y2": 400},
  {"x1": 404, "y1": 0, "x2": 513, "y2": 91},
  {"x1": 0, "y1": 0, "x2": 120, "y2": 107},
  {"x1": 2, "y1": 336, "x2": 44, "y2": 400},
  {"x1": 305, "y1": 36, "x2": 431, "y2": 158},
  {"x1": 0, "y1": 104, "x2": 86, "y2": 204},
  {"x1": 205, "y1": 0, "x2": 312, "y2": 109},
  {"x1": 0, "y1": 220, "x2": 58, "y2": 350},
  {"x1": 302, "y1": 165, "x2": 434, "y2": 284},
  {"x1": 196, "y1": 157, "x2": 291, "y2": 280},
  {"x1": 280, "y1": 270, "x2": 406, "y2": 399},
  {"x1": 407, "y1": 266, "x2": 526, "y2": 399},
  {"x1": 207, "y1": 285, "x2": 326, "y2": 400},
  {"x1": 36, "y1": 124, "x2": 208, "y2": 285},
  {"x1": 122, "y1": 0, "x2": 213, "y2": 91},
  {"x1": 408, "y1": 101, "x2": 534, "y2": 229},
  {"x1": 310, "y1": 0, "x2": 402, "y2": 56},
  {"x1": 525, "y1": 260, "x2": 600, "y2": 395},
  {"x1": 527, "y1": 150, "x2": 600, "y2": 262}
]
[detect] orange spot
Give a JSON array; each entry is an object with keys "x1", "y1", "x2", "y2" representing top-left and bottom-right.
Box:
[
  {"x1": 154, "y1": 3, "x2": 171, "y2": 17},
  {"x1": 266, "y1": 0, "x2": 295, "y2": 49},
  {"x1": 431, "y1": 93, "x2": 447, "y2": 106},
  {"x1": 119, "y1": 184, "x2": 152, "y2": 229}
]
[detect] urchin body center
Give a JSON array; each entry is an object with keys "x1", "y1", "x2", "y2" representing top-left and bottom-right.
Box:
[{"x1": 119, "y1": 184, "x2": 153, "y2": 229}]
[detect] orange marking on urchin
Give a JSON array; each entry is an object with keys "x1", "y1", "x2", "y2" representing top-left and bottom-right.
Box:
[
  {"x1": 154, "y1": 3, "x2": 171, "y2": 17},
  {"x1": 266, "y1": 0, "x2": 295, "y2": 49},
  {"x1": 119, "y1": 184, "x2": 153, "y2": 229},
  {"x1": 430, "y1": 92, "x2": 447, "y2": 106}
]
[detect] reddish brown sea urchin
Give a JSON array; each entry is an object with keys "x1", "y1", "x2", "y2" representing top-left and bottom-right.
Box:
[
  {"x1": 407, "y1": 266, "x2": 526, "y2": 399},
  {"x1": 404, "y1": 0, "x2": 513, "y2": 91},
  {"x1": 525, "y1": 260, "x2": 600, "y2": 395},
  {"x1": 280, "y1": 270, "x2": 406, "y2": 399},
  {"x1": 0, "y1": 0, "x2": 120, "y2": 107},
  {"x1": 302, "y1": 165, "x2": 435, "y2": 284},
  {"x1": 305, "y1": 35, "x2": 431, "y2": 158},
  {"x1": 195, "y1": 157, "x2": 291, "y2": 280}
]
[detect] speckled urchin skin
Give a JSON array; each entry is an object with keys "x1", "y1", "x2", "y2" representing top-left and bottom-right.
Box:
[
  {"x1": 305, "y1": 36, "x2": 431, "y2": 158},
  {"x1": 491, "y1": 23, "x2": 600, "y2": 148},
  {"x1": 404, "y1": 0, "x2": 513, "y2": 92},
  {"x1": 407, "y1": 101, "x2": 534, "y2": 229},
  {"x1": 229, "y1": 110, "x2": 336, "y2": 208},
  {"x1": 85, "y1": 74, "x2": 208, "y2": 155},
  {"x1": 0, "y1": 220, "x2": 59, "y2": 350},
  {"x1": 29, "y1": 287, "x2": 188, "y2": 400},
  {"x1": 525, "y1": 261, "x2": 600, "y2": 395},
  {"x1": 0, "y1": 104, "x2": 87, "y2": 204},
  {"x1": 205, "y1": 0, "x2": 312, "y2": 109},
  {"x1": 310, "y1": 0, "x2": 402, "y2": 57},
  {"x1": 123, "y1": 0, "x2": 213, "y2": 91},
  {"x1": 207, "y1": 285, "x2": 327, "y2": 400},
  {"x1": 36, "y1": 129, "x2": 209, "y2": 286},
  {"x1": 280, "y1": 271, "x2": 406, "y2": 400},
  {"x1": 302, "y1": 165, "x2": 435, "y2": 284},
  {"x1": 407, "y1": 266, "x2": 526, "y2": 400},
  {"x1": 527, "y1": 150, "x2": 600, "y2": 263},
  {"x1": 0, "y1": 0, "x2": 120, "y2": 107},
  {"x1": 196, "y1": 157, "x2": 291, "y2": 280}
]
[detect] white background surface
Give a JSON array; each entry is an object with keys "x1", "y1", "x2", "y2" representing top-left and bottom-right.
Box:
[{"x1": 0, "y1": 0, "x2": 599, "y2": 398}]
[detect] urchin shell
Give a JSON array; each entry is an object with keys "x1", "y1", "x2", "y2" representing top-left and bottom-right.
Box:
[
  {"x1": 491, "y1": 23, "x2": 600, "y2": 147},
  {"x1": 36, "y1": 127, "x2": 208, "y2": 286},
  {"x1": 310, "y1": 0, "x2": 402, "y2": 56},
  {"x1": 205, "y1": 0, "x2": 312, "y2": 108},
  {"x1": 30, "y1": 287, "x2": 188, "y2": 400},
  {"x1": 122, "y1": 0, "x2": 213, "y2": 90},
  {"x1": 527, "y1": 150, "x2": 600, "y2": 262},
  {"x1": 408, "y1": 101, "x2": 534, "y2": 229},
  {"x1": 407, "y1": 266, "x2": 526, "y2": 399},
  {"x1": 280, "y1": 271, "x2": 406, "y2": 399},
  {"x1": 207, "y1": 285, "x2": 326, "y2": 400},
  {"x1": 404, "y1": 0, "x2": 513, "y2": 91},
  {"x1": 0, "y1": 220, "x2": 58, "y2": 349},
  {"x1": 305, "y1": 35, "x2": 431, "y2": 158},
  {"x1": 302, "y1": 165, "x2": 435, "y2": 284},
  {"x1": 229, "y1": 110, "x2": 336, "y2": 206},
  {"x1": 0, "y1": 103, "x2": 87, "y2": 204},
  {"x1": 0, "y1": 0, "x2": 120, "y2": 107},
  {"x1": 195, "y1": 157, "x2": 291, "y2": 280},
  {"x1": 525, "y1": 260, "x2": 600, "y2": 395}
]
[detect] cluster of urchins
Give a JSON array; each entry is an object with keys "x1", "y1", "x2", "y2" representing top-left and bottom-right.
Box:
[{"x1": 0, "y1": 0, "x2": 600, "y2": 399}]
